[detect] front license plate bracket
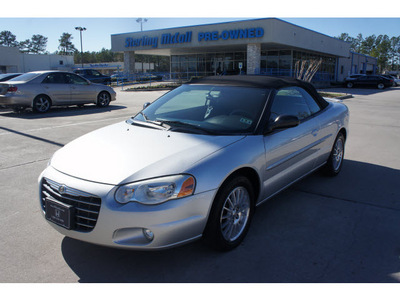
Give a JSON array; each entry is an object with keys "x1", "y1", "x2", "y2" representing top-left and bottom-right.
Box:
[{"x1": 45, "y1": 199, "x2": 74, "y2": 230}]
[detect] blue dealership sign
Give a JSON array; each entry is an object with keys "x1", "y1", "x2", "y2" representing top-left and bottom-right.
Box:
[
  {"x1": 198, "y1": 27, "x2": 264, "y2": 42},
  {"x1": 124, "y1": 27, "x2": 264, "y2": 49}
]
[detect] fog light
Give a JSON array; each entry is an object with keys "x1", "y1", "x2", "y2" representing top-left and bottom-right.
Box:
[{"x1": 143, "y1": 229, "x2": 154, "y2": 241}]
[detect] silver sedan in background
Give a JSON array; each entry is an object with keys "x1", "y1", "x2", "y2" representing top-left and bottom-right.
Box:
[
  {"x1": 0, "y1": 70, "x2": 116, "y2": 113},
  {"x1": 39, "y1": 76, "x2": 349, "y2": 251}
]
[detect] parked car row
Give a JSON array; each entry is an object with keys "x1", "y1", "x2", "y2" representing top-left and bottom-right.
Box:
[
  {"x1": 73, "y1": 69, "x2": 111, "y2": 85},
  {"x1": 110, "y1": 72, "x2": 164, "y2": 83},
  {"x1": 382, "y1": 74, "x2": 400, "y2": 86},
  {"x1": 0, "y1": 70, "x2": 116, "y2": 113},
  {"x1": 344, "y1": 74, "x2": 396, "y2": 89}
]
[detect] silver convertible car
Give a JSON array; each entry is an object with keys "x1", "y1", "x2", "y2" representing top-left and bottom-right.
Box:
[
  {"x1": 0, "y1": 70, "x2": 116, "y2": 113},
  {"x1": 38, "y1": 76, "x2": 349, "y2": 251}
]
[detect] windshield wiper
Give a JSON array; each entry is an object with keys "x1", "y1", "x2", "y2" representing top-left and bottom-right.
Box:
[
  {"x1": 157, "y1": 120, "x2": 215, "y2": 135},
  {"x1": 130, "y1": 113, "x2": 171, "y2": 130}
]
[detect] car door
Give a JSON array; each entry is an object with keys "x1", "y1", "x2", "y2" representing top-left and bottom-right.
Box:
[
  {"x1": 261, "y1": 86, "x2": 323, "y2": 199},
  {"x1": 89, "y1": 70, "x2": 105, "y2": 83},
  {"x1": 358, "y1": 75, "x2": 375, "y2": 87},
  {"x1": 41, "y1": 72, "x2": 70, "y2": 104},
  {"x1": 66, "y1": 73, "x2": 96, "y2": 104}
]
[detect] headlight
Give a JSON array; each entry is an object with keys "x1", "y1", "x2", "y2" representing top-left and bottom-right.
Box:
[{"x1": 115, "y1": 174, "x2": 195, "y2": 205}]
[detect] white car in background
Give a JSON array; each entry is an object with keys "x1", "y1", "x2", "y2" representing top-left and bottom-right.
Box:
[{"x1": 0, "y1": 70, "x2": 116, "y2": 113}]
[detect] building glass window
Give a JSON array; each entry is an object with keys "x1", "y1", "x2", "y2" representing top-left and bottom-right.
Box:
[
  {"x1": 171, "y1": 49, "x2": 336, "y2": 82},
  {"x1": 171, "y1": 51, "x2": 246, "y2": 79}
]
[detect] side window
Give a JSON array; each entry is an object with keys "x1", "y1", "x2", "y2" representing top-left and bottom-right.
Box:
[
  {"x1": 300, "y1": 88, "x2": 321, "y2": 115},
  {"x1": 42, "y1": 73, "x2": 67, "y2": 84},
  {"x1": 92, "y1": 70, "x2": 101, "y2": 77},
  {"x1": 66, "y1": 73, "x2": 89, "y2": 85},
  {"x1": 270, "y1": 86, "x2": 320, "y2": 121}
]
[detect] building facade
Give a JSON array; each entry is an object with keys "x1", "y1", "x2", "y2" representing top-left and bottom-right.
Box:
[
  {"x1": 111, "y1": 18, "x2": 377, "y2": 84},
  {"x1": 0, "y1": 46, "x2": 74, "y2": 73}
]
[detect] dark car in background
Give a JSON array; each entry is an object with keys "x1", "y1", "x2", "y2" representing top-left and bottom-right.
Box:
[
  {"x1": 73, "y1": 69, "x2": 111, "y2": 85},
  {"x1": 345, "y1": 75, "x2": 393, "y2": 89},
  {"x1": 0, "y1": 73, "x2": 23, "y2": 82}
]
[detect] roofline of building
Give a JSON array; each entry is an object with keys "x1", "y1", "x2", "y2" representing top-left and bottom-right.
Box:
[{"x1": 111, "y1": 17, "x2": 349, "y2": 46}]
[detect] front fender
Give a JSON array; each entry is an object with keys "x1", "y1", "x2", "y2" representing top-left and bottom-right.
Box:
[{"x1": 187, "y1": 135, "x2": 265, "y2": 197}]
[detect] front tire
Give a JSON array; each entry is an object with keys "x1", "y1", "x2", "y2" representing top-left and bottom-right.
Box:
[
  {"x1": 323, "y1": 132, "x2": 345, "y2": 176},
  {"x1": 33, "y1": 95, "x2": 51, "y2": 113},
  {"x1": 203, "y1": 176, "x2": 255, "y2": 251},
  {"x1": 377, "y1": 83, "x2": 385, "y2": 89},
  {"x1": 346, "y1": 82, "x2": 354, "y2": 88},
  {"x1": 97, "y1": 91, "x2": 111, "y2": 107}
]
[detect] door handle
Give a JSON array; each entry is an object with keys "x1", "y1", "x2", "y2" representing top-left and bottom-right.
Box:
[{"x1": 311, "y1": 129, "x2": 319, "y2": 136}]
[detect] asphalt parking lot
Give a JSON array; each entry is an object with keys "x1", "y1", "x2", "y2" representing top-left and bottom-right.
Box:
[{"x1": 1, "y1": 85, "x2": 399, "y2": 283}]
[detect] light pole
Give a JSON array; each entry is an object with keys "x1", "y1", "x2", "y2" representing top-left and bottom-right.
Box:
[
  {"x1": 75, "y1": 26, "x2": 86, "y2": 68},
  {"x1": 136, "y1": 18, "x2": 148, "y2": 31}
]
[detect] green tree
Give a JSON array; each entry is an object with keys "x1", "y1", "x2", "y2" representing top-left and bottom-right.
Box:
[
  {"x1": 30, "y1": 34, "x2": 48, "y2": 54},
  {"x1": 390, "y1": 36, "x2": 400, "y2": 70},
  {"x1": 0, "y1": 30, "x2": 19, "y2": 47},
  {"x1": 19, "y1": 39, "x2": 31, "y2": 53},
  {"x1": 58, "y1": 32, "x2": 76, "y2": 55},
  {"x1": 372, "y1": 35, "x2": 392, "y2": 72},
  {"x1": 337, "y1": 32, "x2": 400, "y2": 72},
  {"x1": 360, "y1": 35, "x2": 376, "y2": 54}
]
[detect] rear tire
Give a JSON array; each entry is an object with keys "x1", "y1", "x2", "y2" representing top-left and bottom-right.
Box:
[
  {"x1": 323, "y1": 132, "x2": 345, "y2": 176},
  {"x1": 346, "y1": 82, "x2": 354, "y2": 88},
  {"x1": 203, "y1": 176, "x2": 255, "y2": 251},
  {"x1": 33, "y1": 95, "x2": 51, "y2": 113},
  {"x1": 377, "y1": 83, "x2": 385, "y2": 89}
]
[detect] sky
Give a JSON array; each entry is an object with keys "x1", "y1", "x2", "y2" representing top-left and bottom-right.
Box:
[{"x1": 1, "y1": 1, "x2": 399, "y2": 53}]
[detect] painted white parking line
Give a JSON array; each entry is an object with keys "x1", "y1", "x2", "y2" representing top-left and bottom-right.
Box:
[{"x1": 0, "y1": 116, "x2": 128, "y2": 136}]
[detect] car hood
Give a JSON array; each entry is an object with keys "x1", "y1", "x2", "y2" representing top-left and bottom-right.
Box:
[{"x1": 51, "y1": 121, "x2": 244, "y2": 185}]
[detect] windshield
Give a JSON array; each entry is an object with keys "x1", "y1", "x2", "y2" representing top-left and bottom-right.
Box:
[
  {"x1": 132, "y1": 84, "x2": 270, "y2": 135},
  {"x1": 8, "y1": 72, "x2": 41, "y2": 82}
]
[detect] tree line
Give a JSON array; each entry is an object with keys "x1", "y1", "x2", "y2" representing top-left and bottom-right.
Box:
[
  {"x1": 336, "y1": 33, "x2": 400, "y2": 73},
  {"x1": 0, "y1": 30, "x2": 123, "y2": 62},
  {"x1": 0, "y1": 30, "x2": 169, "y2": 71}
]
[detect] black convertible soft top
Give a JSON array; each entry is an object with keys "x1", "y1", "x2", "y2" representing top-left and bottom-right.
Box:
[{"x1": 189, "y1": 75, "x2": 329, "y2": 109}]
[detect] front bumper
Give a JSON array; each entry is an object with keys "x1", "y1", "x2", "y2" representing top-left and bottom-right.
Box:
[{"x1": 38, "y1": 166, "x2": 216, "y2": 250}]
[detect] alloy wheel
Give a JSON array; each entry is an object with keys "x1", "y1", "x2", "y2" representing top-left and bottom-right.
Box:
[
  {"x1": 97, "y1": 92, "x2": 110, "y2": 107},
  {"x1": 33, "y1": 96, "x2": 51, "y2": 113},
  {"x1": 220, "y1": 186, "x2": 251, "y2": 242},
  {"x1": 332, "y1": 137, "x2": 344, "y2": 172}
]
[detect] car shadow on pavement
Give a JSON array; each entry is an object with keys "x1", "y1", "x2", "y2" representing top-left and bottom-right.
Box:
[
  {"x1": 0, "y1": 104, "x2": 127, "y2": 119},
  {"x1": 60, "y1": 159, "x2": 400, "y2": 283}
]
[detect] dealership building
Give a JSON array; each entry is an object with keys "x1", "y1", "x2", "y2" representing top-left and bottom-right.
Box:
[
  {"x1": 111, "y1": 18, "x2": 377, "y2": 84},
  {"x1": 0, "y1": 46, "x2": 74, "y2": 73}
]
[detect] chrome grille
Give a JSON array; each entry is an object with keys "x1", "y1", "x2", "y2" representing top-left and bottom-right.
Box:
[{"x1": 41, "y1": 178, "x2": 101, "y2": 232}]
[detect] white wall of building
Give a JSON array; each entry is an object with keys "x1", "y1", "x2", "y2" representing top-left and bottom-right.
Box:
[
  {"x1": 337, "y1": 52, "x2": 377, "y2": 80},
  {"x1": 0, "y1": 46, "x2": 74, "y2": 73}
]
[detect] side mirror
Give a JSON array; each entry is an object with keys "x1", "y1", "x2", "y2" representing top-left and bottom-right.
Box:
[
  {"x1": 265, "y1": 115, "x2": 300, "y2": 134},
  {"x1": 143, "y1": 102, "x2": 151, "y2": 109}
]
